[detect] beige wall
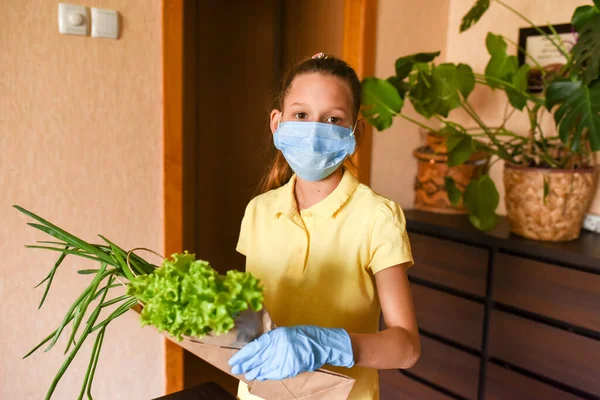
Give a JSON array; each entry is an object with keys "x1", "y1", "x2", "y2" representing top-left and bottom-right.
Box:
[
  {"x1": 371, "y1": 0, "x2": 451, "y2": 208},
  {"x1": 371, "y1": 0, "x2": 600, "y2": 215},
  {"x1": 1, "y1": 1, "x2": 164, "y2": 399}
]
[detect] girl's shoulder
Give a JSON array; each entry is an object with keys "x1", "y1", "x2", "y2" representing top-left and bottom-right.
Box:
[
  {"x1": 242, "y1": 184, "x2": 290, "y2": 218},
  {"x1": 352, "y1": 182, "x2": 406, "y2": 224}
]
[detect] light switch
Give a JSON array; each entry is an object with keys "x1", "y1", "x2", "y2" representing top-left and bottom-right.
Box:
[
  {"x1": 91, "y1": 8, "x2": 119, "y2": 39},
  {"x1": 58, "y1": 3, "x2": 89, "y2": 36}
]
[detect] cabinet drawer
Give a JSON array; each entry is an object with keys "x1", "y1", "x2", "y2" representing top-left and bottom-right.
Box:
[
  {"x1": 485, "y1": 363, "x2": 583, "y2": 400},
  {"x1": 379, "y1": 369, "x2": 453, "y2": 400},
  {"x1": 494, "y1": 253, "x2": 600, "y2": 332},
  {"x1": 410, "y1": 336, "x2": 480, "y2": 400},
  {"x1": 489, "y1": 311, "x2": 600, "y2": 397},
  {"x1": 412, "y1": 284, "x2": 483, "y2": 349},
  {"x1": 408, "y1": 233, "x2": 488, "y2": 296}
]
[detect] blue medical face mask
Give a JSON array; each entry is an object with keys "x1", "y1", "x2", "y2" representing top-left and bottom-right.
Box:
[{"x1": 273, "y1": 119, "x2": 357, "y2": 182}]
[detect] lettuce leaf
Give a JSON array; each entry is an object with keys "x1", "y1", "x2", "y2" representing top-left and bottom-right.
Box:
[{"x1": 127, "y1": 252, "x2": 263, "y2": 341}]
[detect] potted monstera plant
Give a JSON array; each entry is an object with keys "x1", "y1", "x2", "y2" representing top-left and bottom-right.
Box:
[{"x1": 361, "y1": 0, "x2": 599, "y2": 241}]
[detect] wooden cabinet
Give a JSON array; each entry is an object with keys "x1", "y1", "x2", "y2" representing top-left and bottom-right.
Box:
[
  {"x1": 397, "y1": 210, "x2": 600, "y2": 400},
  {"x1": 409, "y1": 233, "x2": 488, "y2": 296},
  {"x1": 411, "y1": 284, "x2": 484, "y2": 349},
  {"x1": 493, "y1": 254, "x2": 600, "y2": 332},
  {"x1": 484, "y1": 364, "x2": 583, "y2": 400},
  {"x1": 489, "y1": 311, "x2": 600, "y2": 397},
  {"x1": 410, "y1": 337, "x2": 480, "y2": 399}
]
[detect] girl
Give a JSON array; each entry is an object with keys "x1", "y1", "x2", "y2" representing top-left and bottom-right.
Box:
[{"x1": 228, "y1": 53, "x2": 420, "y2": 400}]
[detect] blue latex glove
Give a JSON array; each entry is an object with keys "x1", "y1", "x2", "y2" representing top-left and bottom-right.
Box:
[{"x1": 228, "y1": 326, "x2": 355, "y2": 381}]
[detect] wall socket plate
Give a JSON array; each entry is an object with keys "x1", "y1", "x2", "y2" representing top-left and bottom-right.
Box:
[
  {"x1": 58, "y1": 3, "x2": 89, "y2": 36},
  {"x1": 583, "y1": 213, "x2": 600, "y2": 234}
]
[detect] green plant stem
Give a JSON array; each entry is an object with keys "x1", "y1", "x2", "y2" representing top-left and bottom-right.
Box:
[
  {"x1": 503, "y1": 36, "x2": 545, "y2": 73},
  {"x1": 398, "y1": 113, "x2": 441, "y2": 133},
  {"x1": 493, "y1": 0, "x2": 570, "y2": 60},
  {"x1": 500, "y1": 106, "x2": 518, "y2": 129},
  {"x1": 461, "y1": 99, "x2": 514, "y2": 162},
  {"x1": 474, "y1": 76, "x2": 545, "y2": 104},
  {"x1": 547, "y1": 23, "x2": 572, "y2": 60}
]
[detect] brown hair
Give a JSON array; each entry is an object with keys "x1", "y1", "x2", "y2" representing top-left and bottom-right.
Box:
[{"x1": 257, "y1": 55, "x2": 363, "y2": 194}]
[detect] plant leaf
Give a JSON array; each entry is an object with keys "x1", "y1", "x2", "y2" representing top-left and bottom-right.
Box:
[
  {"x1": 25, "y1": 244, "x2": 105, "y2": 264},
  {"x1": 485, "y1": 33, "x2": 519, "y2": 88},
  {"x1": 572, "y1": 5, "x2": 600, "y2": 31},
  {"x1": 572, "y1": 14, "x2": 600, "y2": 86},
  {"x1": 457, "y1": 64, "x2": 476, "y2": 98},
  {"x1": 386, "y1": 76, "x2": 411, "y2": 99},
  {"x1": 44, "y1": 277, "x2": 113, "y2": 400},
  {"x1": 543, "y1": 175, "x2": 550, "y2": 205},
  {"x1": 14, "y1": 205, "x2": 115, "y2": 265},
  {"x1": 38, "y1": 249, "x2": 69, "y2": 309},
  {"x1": 463, "y1": 175, "x2": 499, "y2": 231},
  {"x1": 486, "y1": 32, "x2": 507, "y2": 55},
  {"x1": 65, "y1": 264, "x2": 109, "y2": 354},
  {"x1": 394, "y1": 52, "x2": 441, "y2": 80},
  {"x1": 361, "y1": 77, "x2": 404, "y2": 131},
  {"x1": 505, "y1": 64, "x2": 531, "y2": 110},
  {"x1": 460, "y1": 0, "x2": 490, "y2": 32},
  {"x1": 410, "y1": 63, "x2": 475, "y2": 118},
  {"x1": 447, "y1": 134, "x2": 475, "y2": 166},
  {"x1": 85, "y1": 327, "x2": 106, "y2": 400},
  {"x1": 444, "y1": 176, "x2": 462, "y2": 206},
  {"x1": 78, "y1": 269, "x2": 100, "y2": 275},
  {"x1": 546, "y1": 79, "x2": 600, "y2": 151}
]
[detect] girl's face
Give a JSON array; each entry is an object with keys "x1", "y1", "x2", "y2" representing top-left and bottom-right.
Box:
[{"x1": 270, "y1": 73, "x2": 361, "y2": 133}]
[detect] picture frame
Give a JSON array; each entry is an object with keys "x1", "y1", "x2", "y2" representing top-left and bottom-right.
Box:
[{"x1": 517, "y1": 23, "x2": 575, "y2": 92}]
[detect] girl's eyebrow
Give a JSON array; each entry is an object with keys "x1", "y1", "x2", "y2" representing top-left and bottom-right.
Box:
[{"x1": 289, "y1": 102, "x2": 347, "y2": 114}]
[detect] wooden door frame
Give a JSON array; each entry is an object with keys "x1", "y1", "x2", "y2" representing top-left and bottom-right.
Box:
[{"x1": 161, "y1": 0, "x2": 377, "y2": 394}]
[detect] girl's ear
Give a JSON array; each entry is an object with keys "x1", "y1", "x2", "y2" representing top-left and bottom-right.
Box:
[
  {"x1": 270, "y1": 109, "x2": 282, "y2": 134},
  {"x1": 355, "y1": 118, "x2": 367, "y2": 143}
]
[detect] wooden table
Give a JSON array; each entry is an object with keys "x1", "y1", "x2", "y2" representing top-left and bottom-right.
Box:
[{"x1": 153, "y1": 382, "x2": 236, "y2": 400}]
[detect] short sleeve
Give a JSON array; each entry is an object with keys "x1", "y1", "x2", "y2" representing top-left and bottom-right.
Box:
[
  {"x1": 236, "y1": 201, "x2": 254, "y2": 256},
  {"x1": 367, "y1": 202, "x2": 414, "y2": 274}
]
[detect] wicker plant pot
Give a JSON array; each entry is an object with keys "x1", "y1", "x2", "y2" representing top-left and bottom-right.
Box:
[
  {"x1": 504, "y1": 164, "x2": 597, "y2": 241},
  {"x1": 413, "y1": 133, "x2": 488, "y2": 214}
]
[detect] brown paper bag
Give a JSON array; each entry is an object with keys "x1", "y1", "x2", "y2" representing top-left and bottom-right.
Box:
[
  {"x1": 168, "y1": 335, "x2": 355, "y2": 400},
  {"x1": 165, "y1": 308, "x2": 354, "y2": 399}
]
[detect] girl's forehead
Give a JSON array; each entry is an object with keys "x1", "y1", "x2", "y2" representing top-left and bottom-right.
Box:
[{"x1": 285, "y1": 73, "x2": 353, "y2": 110}]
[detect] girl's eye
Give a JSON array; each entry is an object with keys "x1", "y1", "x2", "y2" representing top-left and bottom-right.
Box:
[
  {"x1": 325, "y1": 116, "x2": 341, "y2": 124},
  {"x1": 294, "y1": 112, "x2": 307, "y2": 119}
]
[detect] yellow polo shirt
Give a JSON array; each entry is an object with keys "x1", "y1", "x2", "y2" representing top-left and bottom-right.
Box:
[{"x1": 236, "y1": 169, "x2": 413, "y2": 400}]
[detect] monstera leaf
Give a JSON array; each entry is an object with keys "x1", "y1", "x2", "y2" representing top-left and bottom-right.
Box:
[
  {"x1": 394, "y1": 52, "x2": 441, "y2": 80},
  {"x1": 361, "y1": 77, "x2": 404, "y2": 131},
  {"x1": 572, "y1": 14, "x2": 600, "y2": 85},
  {"x1": 387, "y1": 76, "x2": 411, "y2": 99},
  {"x1": 505, "y1": 64, "x2": 531, "y2": 110},
  {"x1": 463, "y1": 175, "x2": 499, "y2": 231},
  {"x1": 485, "y1": 33, "x2": 519, "y2": 86},
  {"x1": 572, "y1": 5, "x2": 600, "y2": 31},
  {"x1": 546, "y1": 79, "x2": 600, "y2": 151},
  {"x1": 460, "y1": 0, "x2": 490, "y2": 32},
  {"x1": 410, "y1": 63, "x2": 475, "y2": 118}
]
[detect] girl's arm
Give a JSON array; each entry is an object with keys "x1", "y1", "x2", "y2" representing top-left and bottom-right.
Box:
[{"x1": 348, "y1": 264, "x2": 420, "y2": 369}]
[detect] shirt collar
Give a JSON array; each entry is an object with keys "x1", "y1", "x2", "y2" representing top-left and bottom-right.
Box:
[{"x1": 274, "y1": 168, "x2": 359, "y2": 218}]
